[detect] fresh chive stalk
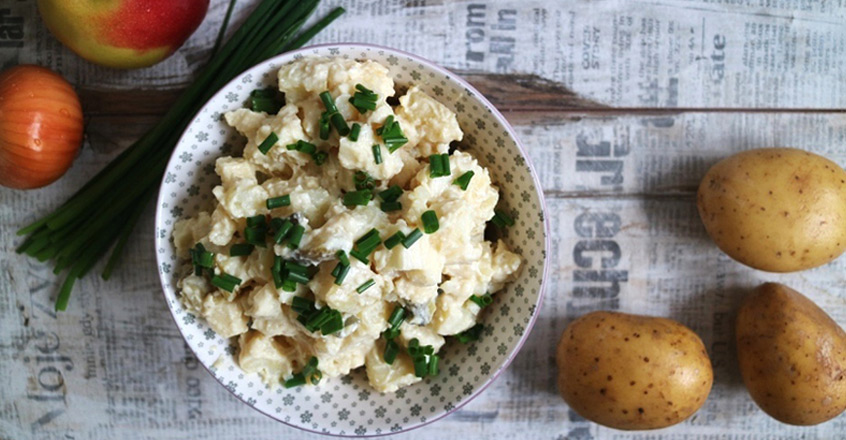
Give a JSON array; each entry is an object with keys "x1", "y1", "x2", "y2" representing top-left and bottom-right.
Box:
[{"x1": 15, "y1": 1, "x2": 345, "y2": 311}]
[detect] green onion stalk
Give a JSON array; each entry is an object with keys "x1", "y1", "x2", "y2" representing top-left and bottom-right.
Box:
[{"x1": 16, "y1": 1, "x2": 346, "y2": 311}]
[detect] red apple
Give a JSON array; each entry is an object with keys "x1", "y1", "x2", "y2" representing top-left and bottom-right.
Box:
[{"x1": 37, "y1": 0, "x2": 210, "y2": 69}]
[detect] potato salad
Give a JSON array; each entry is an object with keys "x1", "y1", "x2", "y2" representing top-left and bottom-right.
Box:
[{"x1": 172, "y1": 57, "x2": 522, "y2": 393}]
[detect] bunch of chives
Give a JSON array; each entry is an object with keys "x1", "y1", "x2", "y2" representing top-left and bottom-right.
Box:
[{"x1": 15, "y1": 2, "x2": 345, "y2": 311}]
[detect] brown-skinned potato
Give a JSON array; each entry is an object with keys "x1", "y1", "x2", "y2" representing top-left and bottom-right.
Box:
[
  {"x1": 556, "y1": 311, "x2": 713, "y2": 430},
  {"x1": 697, "y1": 147, "x2": 846, "y2": 272},
  {"x1": 736, "y1": 283, "x2": 846, "y2": 425}
]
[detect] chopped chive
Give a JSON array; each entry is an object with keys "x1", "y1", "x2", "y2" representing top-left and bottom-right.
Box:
[
  {"x1": 408, "y1": 338, "x2": 420, "y2": 351},
  {"x1": 319, "y1": 91, "x2": 338, "y2": 113},
  {"x1": 372, "y1": 145, "x2": 382, "y2": 164},
  {"x1": 282, "y1": 279, "x2": 297, "y2": 292},
  {"x1": 333, "y1": 263, "x2": 350, "y2": 285},
  {"x1": 384, "y1": 231, "x2": 406, "y2": 249},
  {"x1": 273, "y1": 254, "x2": 283, "y2": 273},
  {"x1": 440, "y1": 154, "x2": 450, "y2": 176},
  {"x1": 343, "y1": 189, "x2": 372, "y2": 206},
  {"x1": 273, "y1": 219, "x2": 293, "y2": 244},
  {"x1": 349, "y1": 248, "x2": 369, "y2": 264},
  {"x1": 321, "y1": 310, "x2": 344, "y2": 335},
  {"x1": 284, "y1": 260, "x2": 309, "y2": 274},
  {"x1": 191, "y1": 244, "x2": 214, "y2": 268},
  {"x1": 349, "y1": 84, "x2": 378, "y2": 114},
  {"x1": 384, "y1": 326, "x2": 399, "y2": 340},
  {"x1": 456, "y1": 323, "x2": 485, "y2": 343},
  {"x1": 331, "y1": 262, "x2": 341, "y2": 277},
  {"x1": 381, "y1": 201, "x2": 402, "y2": 212},
  {"x1": 355, "y1": 229, "x2": 380, "y2": 247},
  {"x1": 349, "y1": 123, "x2": 361, "y2": 141},
  {"x1": 287, "y1": 270, "x2": 310, "y2": 284},
  {"x1": 284, "y1": 373, "x2": 306, "y2": 388},
  {"x1": 429, "y1": 154, "x2": 444, "y2": 177},
  {"x1": 211, "y1": 274, "x2": 240, "y2": 292},
  {"x1": 219, "y1": 273, "x2": 241, "y2": 284},
  {"x1": 356, "y1": 279, "x2": 375, "y2": 294},
  {"x1": 319, "y1": 112, "x2": 331, "y2": 140},
  {"x1": 384, "y1": 339, "x2": 399, "y2": 365},
  {"x1": 336, "y1": 250, "x2": 350, "y2": 266},
  {"x1": 244, "y1": 226, "x2": 267, "y2": 247},
  {"x1": 330, "y1": 113, "x2": 350, "y2": 136},
  {"x1": 428, "y1": 354, "x2": 439, "y2": 376},
  {"x1": 306, "y1": 308, "x2": 332, "y2": 331},
  {"x1": 301, "y1": 356, "x2": 319, "y2": 379},
  {"x1": 287, "y1": 225, "x2": 305, "y2": 249},
  {"x1": 272, "y1": 267, "x2": 284, "y2": 289},
  {"x1": 312, "y1": 151, "x2": 328, "y2": 166},
  {"x1": 376, "y1": 116, "x2": 408, "y2": 153},
  {"x1": 291, "y1": 296, "x2": 313, "y2": 313},
  {"x1": 421, "y1": 210, "x2": 439, "y2": 234},
  {"x1": 454, "y1": 170, "x2": 475, "y2": 190},
  {"x1": 491, "y1": 209, "x2": 515, "y2": 228},
  {"x1": 257, "y1": 132, "x2": 279, "y2": 155},
  {"x1": 266, "y1": 195, "x2": 291, "y2": 209},
  {"x1": 387, "y1": 306, "x2": 405, "y2": 330},
  {"x1": 469, "y1": 293, "x2": 493, "y2": 308},
  {"x1": 353, "y1": 171, "x2": 375, "y2": 191},
  {"x1": 378, "y1": 185, "x2": 402, "y2": 203},
  {"x1": 229, "y1": 243, "x2": 254, "y2": 257},
  {"x1": 412, "y1": 356, "x2": 428, "y2": 378},
  {"x1": 401, "y1": 228, "x2": 423, "y2": 248},
  {"x1": 309, "y1": 370, "x2": 323, "y2": 385},
  {"x1": 299, "y1": 141, "x2": 317, "y2": 155},
  {"x1": 246, "y1": 215, "x2": 266, "y2": 228}
]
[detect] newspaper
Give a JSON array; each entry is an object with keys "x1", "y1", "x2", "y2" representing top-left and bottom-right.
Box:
[{"x1": 2, "y1": 1, "x2": 846, "y2": 439}]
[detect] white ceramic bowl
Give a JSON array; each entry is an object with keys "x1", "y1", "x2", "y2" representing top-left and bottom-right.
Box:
[{"x1": 154, "y1": 43, "x2": 548, "y2": 436}]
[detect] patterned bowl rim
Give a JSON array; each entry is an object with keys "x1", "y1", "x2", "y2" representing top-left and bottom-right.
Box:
[{"x1": 154, "y1": 42, "x2": 550, "y2": 437}]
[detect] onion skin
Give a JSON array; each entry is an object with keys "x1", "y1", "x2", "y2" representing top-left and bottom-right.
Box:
[{"x1": 0, "y1": 65, "x2": 83, "y2": 189}]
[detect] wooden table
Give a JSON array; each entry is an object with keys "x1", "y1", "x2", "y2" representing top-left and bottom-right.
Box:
[{"x1": 3, "y1": 1, "x2": 846, "y2": 439}]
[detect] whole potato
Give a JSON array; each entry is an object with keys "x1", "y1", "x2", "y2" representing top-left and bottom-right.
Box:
[
  {"x1": 556, "y1": 311, "x2": 713, "y2": 430},
  {"x1": 736, "y1": 282, "x2": 846, "y2": 425},
  {"x1": 697, "y1": 147, "x2": 846, "y2": 272}
]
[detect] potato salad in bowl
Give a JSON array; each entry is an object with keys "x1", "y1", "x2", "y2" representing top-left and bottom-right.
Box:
[
  {"x1": 156, "y1": 44, "x2": 547, "y2": 435},
  {"x1": 171, "y1": 56, "x2": 523, "y2": 393}
]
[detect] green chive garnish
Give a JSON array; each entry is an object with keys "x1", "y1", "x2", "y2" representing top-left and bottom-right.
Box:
[
  {"x1": 291, "y1": 296, "x2": 312, "y2": 313},
  {"x1": 266, "y1": 194, "x2": 291, "y2": 209},
  {"x1": 353, "y1": 171, "x2": 375, "y2": 191},
  {"x1": 421, "y1": 210, "x2": 439, "y2": 234},
  {"x1": 321, "y1": 310, "x2": 344, "y2": 335},
  {"x1": 319, "y1": 111, "x2": 331, "y2": 140},
  {"x1": 273, "y1": 219, "x2": 293, "y2": 244},
  {"x1": 211, "y1": 273, "x2": 241, "y2": 292},
  {"x1": 333, "y1": 263, "x2": 350, "y2": 285},
  {"x1": 287, "y1": 224, "x2": 304, "y2": 249},
  {"x1": 246, "y1": 215, "x2": 266, "y2": 228},
  {"x1": 384, "y1": 231, "x2": 405, "y2": 249},
  {"x1": 343, "y1": 189, "x2": 372, "y2": 206},
  {"x1": 429, "y1": 154, "x2": 450, "y2": 178},
  {"x1": 336, "y1": 250, "x2": 350, "y2": 266},
  {"x1": 387, "y1": 306, "x2": 405, "y2": 330},
  {"x1": 349, "y1": 248, "x2": 369, "y2": 264},
  {"x1": 229, "y1": 243, "x2": 254, "y2": 257},
  {"x1": 257, "y1": 132, "x2": 279, "y2": 155},
  {"x1": 287, "y1": 270, "x2": 310, "y2": 284},
  {"x1": 282, "y1": 279, "x2": 297, "y2": 292},
  {"x1": 381, "y1": 201, "x2": 402, "y2": 212},
  {"x1": 355, "y1": 229, "x2": 381, "y2": 249},
  {"x1": 491, "y1": 209, "x2": 515, "y2": 228},
  {"x1": 349, "y1": 84, "x2": 378, "y2": 114},
  {"x1": 384, "y1": 339, "x2": 399, "y2": 364},
  {"x1": 319, "y1": 91, "x2": 338, "y2": 113},
  {"x1": 244, "y1": 226, "x2": 266, "y2": 247},
  {"x1": 412, "y1": 355, "x2": 428, "y2": 378},
  {"x1": 428, "y1": 355, "x2": 439, "y2": 376},
  {"x1": 454, "y1": 170, "x2": 475, "y2": 190},
  {"x1": 372, "y1": 144, "x2": 382, "y2": 164},
  {"x1": 349, "y1": 123, "x2": 361, "y2": 141},
  {"x1": 284, "y1": 373, "x2": 306, "y2": 388},
  {"x1": 356, "y1": 279, "x2": 375, "y2": 293},
  {"x1": 312, "y1": 151, "x2": 328, "y2": 166},
  {"x1": 401, "y1": 228, "x2": 422, "y2": 248},
  {"x1": 284, "y1": 261, "x2": 309, "y2": 275},
  {"x1": 456, "y1": 323, "x2": 485, "y2": 343},
  {"x1": 376, "y1": 115, "x2": 408, "y2": 153},
  {"x1": 469, "y1": 293, "x2": 493, "y2": 308},
  {"x1": 378, "y1": 185, "x2": 402, "y2": 203}
]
